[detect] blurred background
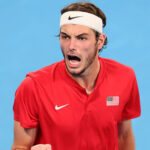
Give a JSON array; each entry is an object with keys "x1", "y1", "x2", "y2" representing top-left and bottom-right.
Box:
[{"x1": 0, "y1": 0, "x2": 149, "y2": 149}]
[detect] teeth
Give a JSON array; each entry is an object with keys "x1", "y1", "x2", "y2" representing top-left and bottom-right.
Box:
[{"x1": 69, "y1": 60, "x2": 80, "y2": 64}]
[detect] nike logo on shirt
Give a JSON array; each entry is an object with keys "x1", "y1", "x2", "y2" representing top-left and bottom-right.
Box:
[
  {"x1": 68, "y1": 16, "x2": 82, "y2": 20},
  {"x1": 55, "y1": 104, "x2": 69, "y2": 110}
]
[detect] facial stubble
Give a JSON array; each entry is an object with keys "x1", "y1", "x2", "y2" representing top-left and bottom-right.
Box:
[{"x1": 61, "y1": 45, "x2": 98, "y2": 77}]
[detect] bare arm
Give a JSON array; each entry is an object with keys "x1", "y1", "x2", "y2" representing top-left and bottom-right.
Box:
[
  {"x1": 118, "y1": 119, "x2": 135, "y2": 150},
  {"x1": 11, "y1": 120, "x2": 38, "y2": 150}
]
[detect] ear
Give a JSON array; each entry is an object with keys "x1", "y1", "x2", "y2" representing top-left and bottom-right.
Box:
[{"x1": 97, "y1": 33, "x2": 106, "y2": 50}]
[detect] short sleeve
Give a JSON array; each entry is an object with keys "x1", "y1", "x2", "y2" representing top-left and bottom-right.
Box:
[
  {"x1": 122, "y1": 70, "x2": 141, "y2": 120},
  {"x1": 13, "y1": 76, "x2": 39, "y2": 128}
]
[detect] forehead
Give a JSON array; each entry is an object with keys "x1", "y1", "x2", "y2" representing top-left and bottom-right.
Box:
[{"x1": 60, "y1": 24, "x2": 95, "y2": 35}]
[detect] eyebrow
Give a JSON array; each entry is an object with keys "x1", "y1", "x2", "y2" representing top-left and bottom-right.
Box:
[
  {"x1": 60, "y1": 32, "x2": 70, "y2": 36},
  {"x1": 60, "y1": 32, "x2": 89, "y2": 37}
]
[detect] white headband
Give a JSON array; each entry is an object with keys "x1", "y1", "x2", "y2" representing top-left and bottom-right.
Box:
[{"x1": 60, "y1": 11, "x2": 103, "y2": 33}]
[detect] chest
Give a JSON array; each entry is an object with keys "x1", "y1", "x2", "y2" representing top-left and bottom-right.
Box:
[{"x1": 37, "y1": 79, "x2": 130, "y2": 130}]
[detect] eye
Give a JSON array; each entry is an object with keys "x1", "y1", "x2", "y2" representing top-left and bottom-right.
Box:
[
  {"x1": 77, "y1": 36, "x2": 87, "y2": 41},
  {"x1": 60, "y1": 35, "x2": 70, "y2": 40}
]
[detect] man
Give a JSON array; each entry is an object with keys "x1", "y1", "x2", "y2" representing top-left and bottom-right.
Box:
[{"x1": 12, "y1": 2, "x2": 141, "y2": 150}]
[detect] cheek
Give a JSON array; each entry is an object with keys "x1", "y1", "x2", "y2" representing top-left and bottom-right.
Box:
[
  {"x1": 82, "y1": 43, "x2": 97, "y2": 54},
  {"x1": 81, "y1": 46, "x2": 98, "y2": 61},
  {"x1": 60, "y1": 43, "x2": 66, "y2": 57},
  {"x1": 60, "y1": 40, "x2": 69, "y2": 52},
  {"x1": 60, "y1": 41, "x2": 66, "y2": 52},
  {"x1": 61, "y1": 45, "x2": 65, "y2": 51},
  {"x1": 80, "y1": 43, "x2": 91, "y2": 53}
]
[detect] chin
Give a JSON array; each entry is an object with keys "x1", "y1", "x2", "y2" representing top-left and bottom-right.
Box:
[{"x1": 66, "y1": 66, "x2": 85, "y2": 77}]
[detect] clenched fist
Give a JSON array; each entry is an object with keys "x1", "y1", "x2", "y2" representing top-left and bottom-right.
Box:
[{"x1": 31, "y1": 144, "x2": 52, "y2": 150}]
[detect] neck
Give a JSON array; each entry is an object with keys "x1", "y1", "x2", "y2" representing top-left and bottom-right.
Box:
[{"x1": 72, "y1": 58, "x2": 100, "y2": 95}]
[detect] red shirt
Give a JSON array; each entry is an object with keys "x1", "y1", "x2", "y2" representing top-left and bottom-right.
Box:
[{"x1": 13, "y1": 57, "x2": 141, "y2": 150}]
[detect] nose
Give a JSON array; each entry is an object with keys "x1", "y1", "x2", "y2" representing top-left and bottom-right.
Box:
[{"x1": 68, "y1": 38, "x2": 76, "y2": 51}]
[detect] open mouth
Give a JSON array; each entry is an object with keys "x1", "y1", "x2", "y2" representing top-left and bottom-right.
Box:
[
  {"x1": 67, "y1": 54, "x2": 81, "y2": 68},
  {"x1": 68, "y1": 55, "x2": 81, "y2": 61}
]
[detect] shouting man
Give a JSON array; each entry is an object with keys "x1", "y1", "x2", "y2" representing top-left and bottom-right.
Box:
[{"x1": 12, "y1": 2, "x2": 141, "y2": 150}]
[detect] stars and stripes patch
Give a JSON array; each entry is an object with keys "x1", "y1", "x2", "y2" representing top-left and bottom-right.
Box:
[{"x1": 106, "y1": 96, "x2": 119, "y2": 106}]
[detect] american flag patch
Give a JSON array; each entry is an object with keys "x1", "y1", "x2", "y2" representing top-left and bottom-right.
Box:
[{"x1": 106, "y1": 96, "x2": 119, "y2": 106}]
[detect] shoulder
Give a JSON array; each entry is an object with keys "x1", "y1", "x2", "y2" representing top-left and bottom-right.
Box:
[
  {"x1": 26, "y1": 60, "x2": 65, "y2": 83},
  {"x1": 100, "y1": 57, "x2": 136, "y2": 80},
  {"x1": 16, "y1": 60, "x2": 65, "y2": 93}
]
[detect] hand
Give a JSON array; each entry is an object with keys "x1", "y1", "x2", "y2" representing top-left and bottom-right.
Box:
[{"x1": 31, "y1": 144, "x2": 52, "y2": 150}]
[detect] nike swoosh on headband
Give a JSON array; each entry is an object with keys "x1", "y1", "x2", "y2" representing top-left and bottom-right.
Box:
[
  {"x1": 60, "y1": 11, "x2": 103, "y2": 33},
  {"x1": 68, "y1": 16, "x2": 82, "y2": 20}
]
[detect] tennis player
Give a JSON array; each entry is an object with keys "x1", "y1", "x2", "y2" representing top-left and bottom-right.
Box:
[{"x1": 12, "y1": 2, "x2": 141, "y2": 150}]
